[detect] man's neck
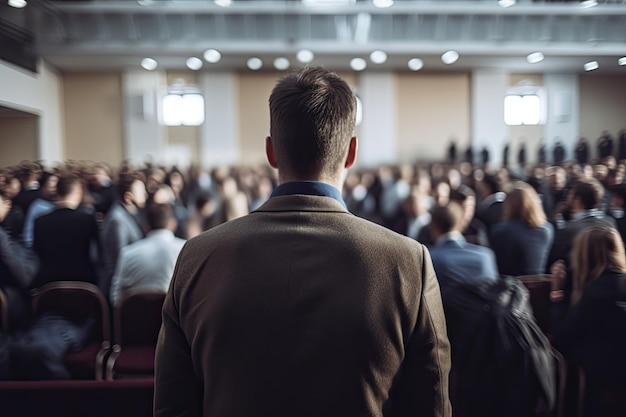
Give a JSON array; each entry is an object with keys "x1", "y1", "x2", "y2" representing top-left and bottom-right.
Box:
[{"x1": 123, "y1": 202, "x2": 137, "y2": 215}]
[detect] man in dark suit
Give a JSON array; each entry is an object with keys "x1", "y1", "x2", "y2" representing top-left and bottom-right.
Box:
[
  {"x1": 32, "y1": 172, "x2": 100, "y2": 287},
  {"x1": 475, "y1": 174, "x2": 505, "y2": 237},
  {"x1": 155, "y1": 67, "x2": 451, "y2": 417},
  {"x1": 548, "y1": 178, "x2": 617, "y2": 269},
  {"x1": 428, "y1": 203, "x2": 499, "y2": 289}
]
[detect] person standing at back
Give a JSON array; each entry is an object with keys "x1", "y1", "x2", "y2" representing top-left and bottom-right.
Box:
[{"x1": 155, "y1": 66, "x2": 451, "y2": 417}]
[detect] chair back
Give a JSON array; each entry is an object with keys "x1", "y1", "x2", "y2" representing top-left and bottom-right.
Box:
[
  {"x1": 31, "y1": 281, "x2": 111, "y2": 344},
  {"x1": 0, "y1": 287, "x2": 8, "y2": 333},
  {"x1": 516, "y1": 274, "x2": 552, "y2": 336},
  {"x1": 114, "y1": 290, "x2": 165, "y2": 346}
]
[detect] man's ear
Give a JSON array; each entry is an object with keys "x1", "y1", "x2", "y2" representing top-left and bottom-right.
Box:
[
  {"x1": 266, "y1": 136, "x2": 278, "y2": 169},
  {"x1": 344, "y1": 136, "x2": 358, "y2": 169}
]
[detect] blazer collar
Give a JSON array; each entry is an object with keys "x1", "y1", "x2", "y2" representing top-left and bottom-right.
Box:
[{"x1": 255, "y1": 194, "x2": 350, "y2": 214}]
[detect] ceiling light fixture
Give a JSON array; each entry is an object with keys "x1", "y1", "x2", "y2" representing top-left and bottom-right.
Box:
[
  {"x1": 296, "y1": 49, "x2": 315, "y2": 64},
  {"x1": 619, "y1": 57, "x2": 626, "y2": 66},
  {"x1": 274, "y1": 57, "x2": 290, "y2": 71},
  {"x1": 373, "y1": 0, "x2": 394, "y2": 8},
  {"x1": 526, "y1": 52, "x2": 545, "y2": 64},
  {"x1": 369, "y1": 50, "x2": 388, "y2": 64},
  {"x1": 498, "y1": 0, "x2": 516, "y2": 8},
  {"x1": 441, "y1": 50, "x2": 460, "y2": 65},
  {"x1": 140, "y1": 58, "x2": 158, "y2": 71},
  {"x1": 302, "y1": 0, "x2": 356, "y2": 5},
  {"x1": 408, "y1": 58, "x2": 424, "y2": 71},
  {"x1": 186, "y1": 57, "x2": 203, "y2": 71},
  {"x1": 584, "y1": 61, "x2": 599, "y2": 71},
  {"x1": 580, "y1": 0, "x2": 597, "y2": 8},
  {"x1": 8, "y1": 0, "x2": 27, "y2": 8},
  {"x1": 203, "y1": 49, "x2": 222, "y2": 63},
  {"x1": 214, "y1": 0, "x2": 232, "y2": 7},
  {"x1": 137, "y1": 0, "x2": 154, "y2": 5},
  {"x1": 350, "y1": 58, "x2": 367, "y2": 72},
  {"x1": 247, "y1": 57, "x2": 263, "y2": 71}
]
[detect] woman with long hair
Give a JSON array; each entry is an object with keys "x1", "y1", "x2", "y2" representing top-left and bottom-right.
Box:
[
  {"x1": 551, "y1": 225, "x2": 626, "y2": 401},
  {"x1": 489, "y1": 181, "x2": 554, "y2": 276}
]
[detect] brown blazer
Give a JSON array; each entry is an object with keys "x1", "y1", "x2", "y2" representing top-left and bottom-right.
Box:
[{"x1": 155, "y1": 194, "x2": 451, "y2": 417}]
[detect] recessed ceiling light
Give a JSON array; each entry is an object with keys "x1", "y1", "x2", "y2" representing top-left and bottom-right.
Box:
[
  {"x1": 186, "y1": 57, "x2": 203, "y2": 71},
  {"x1": 203, "y1": 49, "x2": 222, "y2": 64},
  {"x1": 619, "y1": 57, "x2": 626, "y2": 66},
  {"x1": 302, "y1": 0, "x2": 356, "y2": 5},
  {"x1": 527, "y1": 52, "x2": 545, "y2": 64},
  {"x1": 214, "y1": 0, "x2": 232, "y2": 7},
  {"x1": 498, "y1": 0, "x2": 516, "y2": 7},
  {"x1": 441, "y1": 50, "x2": 459, "y2": 65},
  {"x1": 408, "y1": 58, "x2": 424, "y2": 71},
  {"x1": 296, "y1": 49, "x2": 315, "y2": 64},
  {"x1": 584, "y1": 61, "x2": 599, "y2": 71},
  {"x1": 8, "y1": 0, "x2": 27, "y2": 8},
  {"x1": 369, "y1": 50, "x2": 388, "y2": 64},
  {"x1": 373, "y1": 0, "x2": 394, "y2": 8},
  {"x1": 580, "y1": 0, "x2": 597, "y2": 8},
  {"x1": 140, "y1": 58, "x2": 158, "y2": 71},
  {"x1": 137, "y1": 0, "x2": 154, "y2": 5},
  {"x1": 274, "y1": 57, "x2": 290, "y2": 71},
  {"x1": 247, "y1": 57, "x2": 263, "y2": 71},
  {"x1": 350, "y1": 58, "x2": 367, "y2": 72}
]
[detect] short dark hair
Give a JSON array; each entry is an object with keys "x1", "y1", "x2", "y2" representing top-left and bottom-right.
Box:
[
  {"x1": 146, "y1": 203, "x2": 174, "y2": 230},
  {"x1": 430, "y1": 202, "x2": 464, "y2": 234},
  {"x1": 117, "y1": 170, "x2": 145, "y2": 201},
  {"x1": 269, "y1": 66, "x2": 356, "y2": 179},
  {"x1": 572, "y1": 178, "x2": 604, "y2": 210},
  {"x1": 56, "y1": 172, "x2": 82, "y2": 198}
]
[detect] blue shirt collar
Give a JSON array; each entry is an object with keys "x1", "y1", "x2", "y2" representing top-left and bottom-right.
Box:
[{"x1": 270, "y1": 181, "x2": 347, "y2": 209}]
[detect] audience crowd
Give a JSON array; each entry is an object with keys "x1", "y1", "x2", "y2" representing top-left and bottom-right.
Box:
[{"x1": 1, "y1": 130, "x2": 626, "y2": 413}]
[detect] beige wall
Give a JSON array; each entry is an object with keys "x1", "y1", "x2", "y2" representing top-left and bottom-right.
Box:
[
  {"x1": 237, "y1": 72, "x2": 278, "y2": 166},
  {"x1": 579, "y1": 74, "x2": 626, "y2": 143},
  {"x1": 396, "y1": 72, "x2": 470, "y2": 163},
  {"x1": 63, "y1": 73, "x2": 123, "y2": 165},
  {"x1": 0, "y1": 115, "x2": 38, "y2": 167},
  {"x1": 508, "y1": 74, "x2": 544, "y2": 166}
]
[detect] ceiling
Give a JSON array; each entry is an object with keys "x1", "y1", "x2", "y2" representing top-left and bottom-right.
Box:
[{"x1": 2, "y1": 0, "x2": 626, "y2": 74}]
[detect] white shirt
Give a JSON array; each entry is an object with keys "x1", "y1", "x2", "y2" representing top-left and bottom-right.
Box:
[{"x1": 110, "y1": 229, "x2": 186, "y2": 306}]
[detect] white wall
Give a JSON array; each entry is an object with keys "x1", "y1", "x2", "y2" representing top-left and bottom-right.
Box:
[
  {"x1": 357, "y1": 73, "x2": 397, "y2": 168},
  {"x1": 0, "y1": 59, "x2": 64, "y2": 165},
  {"x1": 544, "y1": 74, "x2": 579, "y2": 163},
  {"x1": 471, "y1": 70, "x2": 509, "y2": 169}
]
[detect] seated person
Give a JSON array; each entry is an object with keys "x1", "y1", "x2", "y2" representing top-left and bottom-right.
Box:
[
  {"x1": 550, "y1": 225, "x2": 626, "y2": 384},
  {"x1": 0, "y1": 191, "x2": 38, "y2": 331},
  {"x1": 428, "y1": 202, "x2": 499, "y2": 289},
  {"x1": 32, "y1": 172, "x2": 100, "y2": 287},
  {"x1": 110, "y1": 203, "x2": 186, "y2": 306}
]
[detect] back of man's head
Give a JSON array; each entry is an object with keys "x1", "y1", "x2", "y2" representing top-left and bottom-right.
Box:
[
  {"x1": 269, "y1": 66, "x2": 356, "y2": 180},
  {"x1": 146, "y1": 203, "x2": 175, "y2": 231},
  {"x1": 56, "y1": 172, "x2": 82, "y2": 199},
  {"x1": 572, "y1": 178, "x2": 604, "y2": 210},
  {"x1": 430, "y1": 202, "x2": 464, "y2": 236}
]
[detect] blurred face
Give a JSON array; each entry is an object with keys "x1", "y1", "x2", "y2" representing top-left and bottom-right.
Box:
[
  {"x1": 0, "y1": 195, "x2": 11, "y2": 222},
  {"x1": 130, "y1": 180, "x2": 147, "y2": 209},
  {"x1": 41, "y1": 175, "x2": 58, "y2": 200}
]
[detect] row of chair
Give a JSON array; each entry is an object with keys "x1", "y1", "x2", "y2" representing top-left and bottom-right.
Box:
[{"x1": 1, "y1": 282, "x2": 165, "y2": 381}]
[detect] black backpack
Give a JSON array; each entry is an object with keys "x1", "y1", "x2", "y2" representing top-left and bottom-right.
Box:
[{"x1": 441, "y1": 277, "x2": 556, "y2": 417}]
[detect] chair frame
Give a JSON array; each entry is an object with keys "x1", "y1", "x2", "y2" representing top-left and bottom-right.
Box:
[
  {"x1": 30, "y1": 281, "x2": 111, "y2": 380},
  {"x1": 106, "y1": 289, "x2": 166, "y2": 380}
]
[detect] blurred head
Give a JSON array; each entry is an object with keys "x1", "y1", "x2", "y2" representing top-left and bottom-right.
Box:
[
  {"x1": 267, "y1": 66, "x2": 357, "y2": 183},
  {"x1": 56, "y1": 172, "x2": 84, "y2": 209},
  {"x1": 146, "y1": 203, "x2": 176, "y2": 231},
  {"x1": 0, "y1": 192, "x2": 11, "y2": 223},
  {"x1": 429, "y1": 202, "x2": 465, "y2": 239},
  {"x1": 569, "y1": 178, "x2": 604, "y2": 211},
  {"x1": 40, "y1": 173, "x2": 58, "y2": 201},
  {"x1": 571, "y1": 226, "x2": 626, "y2": 305},
  {"x1": 503, "y1": 181, "x2": 546, "y2": 228},
  {"x1": 118, "y1": 171, "x2": 147, "y2": 209}
]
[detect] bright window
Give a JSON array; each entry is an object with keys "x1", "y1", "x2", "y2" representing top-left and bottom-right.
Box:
[
  {"x1": 504, "y1": 94, "x2": 541, "y2": 126},
  {"x1": 162, "y1": 93, "x2": 205, "y2": 126}
]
